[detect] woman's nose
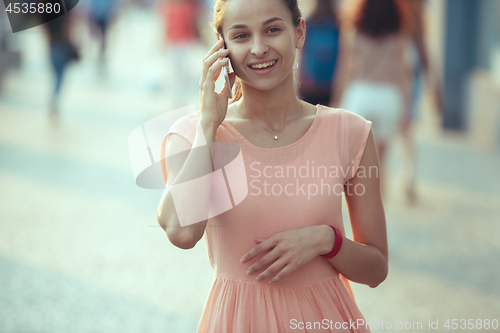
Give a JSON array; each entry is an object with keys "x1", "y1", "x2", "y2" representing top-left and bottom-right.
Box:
[{"x1": 250, "y1": 37, "x2": 268, "y2": 56}]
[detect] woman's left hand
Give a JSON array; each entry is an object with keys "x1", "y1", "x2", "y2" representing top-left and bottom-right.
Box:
[{"x1": 240, "y1": 225, "x2": 333, "y2": 284}]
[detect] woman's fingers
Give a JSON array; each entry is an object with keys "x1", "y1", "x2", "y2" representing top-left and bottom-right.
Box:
[
  {"x1": 206, "y1": 58, "x2": 229, "y2": 88},
  {"x1": 200, "y1": 48, "x2": 230, "y2": 88},
  {"x1": 198, "y1": 39, "x2": 232, "y2": 127},
  {"x1": 246, "y1": 248, "x2": 282, "y2": 275},
  {"x1": 208, "y1": 48, "x2": 230, "y2": 64},
  {"x1": 256, "y1": 258, "x2": 290, "y2": 283},
  {"x1": 202, "y1": 38, "x2": 224, "y2": 61},
  {"x1": 241, "y1": 237, "x2": 278, "y2": 263},
  {"x1": 268, "y1": 263, "x2": 294, "y2": 284},
  {"x1": 200, "y1": 58, "x2": 228, "y2": 93}
]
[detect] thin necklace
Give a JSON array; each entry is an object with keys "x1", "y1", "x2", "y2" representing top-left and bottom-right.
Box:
[{"x1": 232, "y1": 102, "x2": 303, "y2": 140}]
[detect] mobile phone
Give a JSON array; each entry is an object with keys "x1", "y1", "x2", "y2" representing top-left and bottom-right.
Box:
[{"x1": 221, "y1": 39, "x2": 233, "y2": 99}]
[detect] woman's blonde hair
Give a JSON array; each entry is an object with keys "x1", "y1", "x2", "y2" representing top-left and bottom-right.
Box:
[{"x1": 212, "y1": 0, "x2": 303, "y2": 102}]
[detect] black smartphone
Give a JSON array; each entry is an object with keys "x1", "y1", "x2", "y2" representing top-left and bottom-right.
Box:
[{"x1": 220, "y1": 38, "x2": 233, "y2": 99}]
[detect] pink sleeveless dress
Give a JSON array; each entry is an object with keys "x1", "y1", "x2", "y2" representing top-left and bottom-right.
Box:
[{"x1": 161, "y1": 105, "x2": 372, "y2": 333}]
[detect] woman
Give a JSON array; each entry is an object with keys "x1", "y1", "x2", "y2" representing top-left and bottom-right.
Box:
[
  {"x1": 157, "y1": 0, "x2": 387, "y2": 332},
  {"x1": 331, "y1": 0, "x2": 412, "y2": 198}
]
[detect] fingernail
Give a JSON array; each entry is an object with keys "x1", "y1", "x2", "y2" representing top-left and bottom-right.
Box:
[
  {"x1": 268, "y1": 280, "x2": 273, "y2": 284},
  {"x1": 255, "y1": 275, "x2": 261, "y2": 281},
  {"x1": 240, "y1": 257, "x2": 246, "y2": 263},
  {"x1": 246, "y1": 269, "x2": 251, "y2": 275}
]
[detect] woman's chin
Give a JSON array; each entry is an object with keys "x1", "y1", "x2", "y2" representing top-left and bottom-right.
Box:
[
  {"x1": 241, "y1": 77, "x2": 287, "y2": 94},
  {"x1": 248, "y1": 84, "x2": 280, "y2": 94}
]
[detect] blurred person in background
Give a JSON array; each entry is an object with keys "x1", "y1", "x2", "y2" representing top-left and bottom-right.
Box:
[
  {"x1": 159, "y1": 0, "x2": 201, "y2": 102},
  {"x1": 297, "y1": 0, "x2": 340, "y2": 106},
  {"x1": 203, "y1": 0, "x2": 214, "y2": 16},
  {"x1": 331, "y1": 0, "x2": 411, "y2": 199},
  {"x1": 197, "y1": 0, "x2": 217, "y2": 46},
  {"x1": 41, "y1": 3, "x2": 80, "y2": 115},
  {"x1": 88, "y1": 0, "x2": 118, "y2": 67},
  {"x1": 401, "y1": 0, "x2": 444, "y2": 204}
]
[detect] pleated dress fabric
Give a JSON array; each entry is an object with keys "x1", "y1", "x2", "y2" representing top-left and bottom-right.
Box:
[{"x1": 160, "y1": 105, "x2": 372, "y2": 333}]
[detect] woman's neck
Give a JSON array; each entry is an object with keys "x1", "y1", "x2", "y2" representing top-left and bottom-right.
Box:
[{"x1": 234, "y1": 72, "x2": 302, "y2": 130}]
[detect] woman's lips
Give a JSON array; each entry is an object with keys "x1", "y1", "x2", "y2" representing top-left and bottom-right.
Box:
[{"x1": 248, "y1": 60, "x2": 278, "y2": 75}]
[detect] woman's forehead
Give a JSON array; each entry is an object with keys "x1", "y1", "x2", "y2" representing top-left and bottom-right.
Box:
[{"x1": 224, "y1": 0, "x2": 291, "y2": 28}]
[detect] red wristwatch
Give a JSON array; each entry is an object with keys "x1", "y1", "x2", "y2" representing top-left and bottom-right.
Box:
[{"x1": 321, "y1": 225, "x2": 343, "y2": 259}]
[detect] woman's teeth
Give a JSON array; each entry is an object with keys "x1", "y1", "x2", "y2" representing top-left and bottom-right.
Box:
[{"x1": 250, "y1": 60, "x2": 277, "y2": 69}]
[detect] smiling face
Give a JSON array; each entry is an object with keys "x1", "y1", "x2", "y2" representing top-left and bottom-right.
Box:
[{"x1": 221, "y1": 0, "x2": 305, "y2": 92}]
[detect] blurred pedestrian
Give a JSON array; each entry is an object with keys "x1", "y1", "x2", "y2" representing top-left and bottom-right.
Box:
[
  {"x1": 197, "y1": 0, "x2": 217, "y2": 46},
  {"x1": 297, "y1": 0, "x2": 340, "y2": 106},
  {"x1": 88, "y1": 0, "x2": 118, "y2": 65},
  {"x1": 401, "y1": 0, "x2": 445, "y2": 204},
  {"x1": 159, "y1": 0, "x2": 201, "y2": 102},
  {"x1": 41, "y1": 4, "x2": 80, "y2": 115},
  {"x1": 330, "y1": 0, "x2": 412, "y2": 199}
]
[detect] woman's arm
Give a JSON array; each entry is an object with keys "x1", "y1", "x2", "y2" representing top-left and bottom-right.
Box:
[
  {"x1": 322, "y1": 128, "x2": 388, "y2": 287},
  {"x1": 158, "y1": 37, "x2": 235, "y2": 249},
  {"x1": 157, "y1": 119, "x2": 218, "y2": 249}
]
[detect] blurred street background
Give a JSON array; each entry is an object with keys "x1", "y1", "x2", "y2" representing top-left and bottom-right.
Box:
[{"x1": 1, "y1": 0, "x2": 499, "y2": 332}]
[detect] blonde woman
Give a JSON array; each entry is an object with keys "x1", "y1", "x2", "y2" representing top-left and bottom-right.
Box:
[{"x1": 157, "y1": 0, "x2": 387, "y2": 331}]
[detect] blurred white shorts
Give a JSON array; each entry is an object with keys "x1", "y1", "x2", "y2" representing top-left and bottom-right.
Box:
[{"x1": 341, "y1": 81, "x2": 403, "y2": 143}]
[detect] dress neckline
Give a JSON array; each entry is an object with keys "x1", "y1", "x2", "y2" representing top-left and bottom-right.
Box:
[{"x1": 221, "y1": 104, "x2": 322, "y2": 152}]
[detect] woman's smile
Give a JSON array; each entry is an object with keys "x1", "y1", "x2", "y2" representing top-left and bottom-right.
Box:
[{"x1": 248, "y1": 59, "x2": 279, "y2": 75}]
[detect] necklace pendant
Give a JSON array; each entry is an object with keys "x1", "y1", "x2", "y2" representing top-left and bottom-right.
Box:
[{"x1": 274, "y1": 134, "x2": 278, "y2": 140}]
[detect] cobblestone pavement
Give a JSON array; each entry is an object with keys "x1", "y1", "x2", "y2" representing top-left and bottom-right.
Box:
[{"x1": 1, "y1": 5, "x2": 499, "y2": 333}]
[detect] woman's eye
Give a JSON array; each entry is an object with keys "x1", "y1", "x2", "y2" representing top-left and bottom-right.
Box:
[{"x1": 233, "y1": 28, "x2": 279, "y2": 40}]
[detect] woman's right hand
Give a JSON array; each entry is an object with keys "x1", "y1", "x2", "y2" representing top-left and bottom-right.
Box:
[{"x1": 199, "y1": 38, "x2": 236, "y2": 127}]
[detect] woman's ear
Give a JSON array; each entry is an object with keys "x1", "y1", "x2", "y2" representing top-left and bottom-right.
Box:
[{"x1": 296, "y1": 19, "x2": 306, "y2": 49}]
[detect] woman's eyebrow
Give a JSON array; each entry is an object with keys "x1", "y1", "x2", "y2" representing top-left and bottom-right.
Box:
[{"x1": 229, "y1": 17, "x2": 283, "y2": 30}]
